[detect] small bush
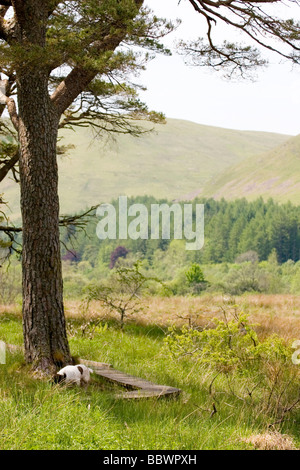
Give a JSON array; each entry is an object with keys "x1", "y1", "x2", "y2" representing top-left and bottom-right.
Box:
[
  {"x1": 163, "y1": 310, "x2": 292, "y2": 371},
  {"x1": 163, "y1": 308, "x2": 299, "y2": 423},
  {"x1": 84, "y1": 261, "x2": 163, "y2": 328},
  {"x1": 223, "y1": 263, "x2": 276, "y2": 295},
  {"x1": 163, "y1": 311, "x2": 261, "y2": 371},
  {"x1": 185, "y1": 263, "x2": 208, "y2": 295}
]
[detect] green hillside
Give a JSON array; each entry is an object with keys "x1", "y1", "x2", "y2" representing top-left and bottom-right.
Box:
[
  {"x1": 201, "y1": 133, "x2": 300, "y2": 204},
  {"x1": 2, "y1": 118, "x2": 290, "y2": 218}
]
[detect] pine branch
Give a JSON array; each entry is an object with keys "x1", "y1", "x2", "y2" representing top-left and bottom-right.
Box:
[
  {"x1": 0, "y1": 205, "x2": 99, "y2": 234},
  {"x1": 51, "y1": 67, "x2": 97, "y2": 116},
  {"x1": 51, "y1": 0, "x2": 144, "y2": 115},
  {"x1": 0, "y1": 148, "x2": 18, "y2": 182},
  {"x1": 51, "y1": 31, "x2": 129, "y2": 115},
  {"x1": 181, "y1": 0, "x2": 300, "y2": 75},
  {"x1": 58, "y1": 205, "x2": 99, "y2": 230},
  {"x1": 0, "y1": 225, "x2": 22, "y2": 233}
]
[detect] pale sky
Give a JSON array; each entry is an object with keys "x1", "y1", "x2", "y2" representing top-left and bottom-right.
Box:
[{"x1": 139, "y1": 0, "x2": 300, "y2": 136}]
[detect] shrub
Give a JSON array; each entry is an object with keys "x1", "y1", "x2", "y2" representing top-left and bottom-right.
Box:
[
  {"x1": 163, "y1": 309, "x2": 293, "y2": 373},
  {"x1": 185, "y1": 263, "x2": 208, "y2": 295},
  {"x1": 62, "y1": 250, "x2": 81, "y2": 262},
  {"x1": 84, "y1": 261, "x2": 163, "y2": 328},
  {"x1": 235, "y1": 251, "x2": 259, "y2": 264},
  {"x1": 163, "y1": 309, "x2": 299, "y2": 422},
  {"x1": 223, "y1": 263, "x2": 270, "y2": 295},
  {"x1": 163, "y1": 311, "x2": 260, "y2": 371}
]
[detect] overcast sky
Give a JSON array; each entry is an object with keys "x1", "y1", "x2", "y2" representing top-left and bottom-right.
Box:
[{"x1": 139, "y1": 0, "x2": 300, "y2": 136}]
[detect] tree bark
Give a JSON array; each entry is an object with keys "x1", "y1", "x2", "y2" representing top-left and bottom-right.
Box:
[{"x1": 17, "y1": 69, "x2": 71, "y2": 373}]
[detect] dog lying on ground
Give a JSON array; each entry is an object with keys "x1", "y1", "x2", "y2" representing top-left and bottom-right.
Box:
[{"x1": 53, "y1": 364, "x2": 93, "y2": 386}]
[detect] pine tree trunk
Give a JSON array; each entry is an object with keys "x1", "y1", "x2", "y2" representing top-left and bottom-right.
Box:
[
  {"x1": 8, "y1": 2, "x2": 72, "y2": 374},
  {"x1": 18, "y1": 70, "x2": 71, "y2": 373}
]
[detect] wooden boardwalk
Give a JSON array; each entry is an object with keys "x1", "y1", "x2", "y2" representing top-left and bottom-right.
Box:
[
  {"x1": 79, "y1": 358, "x2": 181, "y2": 399},
  {"x1": 7, "y1": 344, "x2": 181, "y2": 399}
]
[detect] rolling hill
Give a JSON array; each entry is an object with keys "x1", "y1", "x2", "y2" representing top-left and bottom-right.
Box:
[
  {"x1": 201, "y1": 133, "x2": 300, "y2": 205},
  {"x1": 1, "y1": 118, "x2": 291, "y2": 218}
]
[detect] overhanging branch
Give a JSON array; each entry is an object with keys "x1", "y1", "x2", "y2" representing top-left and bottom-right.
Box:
[
  {"x1": 51, "y1": 0, "x2": 144, "y2": 115},
  {"x1": 0, "y1": 149, "x2": 19, "y2": 182},
  {"x1": 0, "y1": 225, "x2": 22, "y2": 233},
  {"x1": 0, "y1": 205, "x2": 99, "y2": 235},
  {"x1": 51, "y1": 31, "x2": 128, "y2": 115},
  {"x1": 182, "y1": 0, "x2": 300, "y2": 74}
]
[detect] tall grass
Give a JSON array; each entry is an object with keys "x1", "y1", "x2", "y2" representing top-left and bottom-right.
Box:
[{"x1": 0, "y1": 295, "x2": 299, "y2": 450}]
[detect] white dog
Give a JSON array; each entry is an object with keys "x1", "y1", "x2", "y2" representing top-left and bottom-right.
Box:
[{"x1": 54, "y1": 364, "x2": 93, "y2": 386}]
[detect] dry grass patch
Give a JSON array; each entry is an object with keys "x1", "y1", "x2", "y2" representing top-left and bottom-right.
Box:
[
  {"x1": 0, "y1": 304, "x2": 22, "y2": 316},
  {"x1": 2, "y1": 294, "x2": 299, "y2": 341},
  {"x1": 244, "y1": 430, "x2": 298, "y2": 450},
  {"x1": 64, "y1": 294, "x2": 300, "y2": 341},
  {"x1": 238, "y1": 295, "x2": 300, "y2": 340}
]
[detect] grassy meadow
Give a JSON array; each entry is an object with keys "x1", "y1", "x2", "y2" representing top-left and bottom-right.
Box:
[
  {"x1": 1, "y1": 118, "x2": 300, "y2": 450},
  {"x1": 0, "y1": 294, "x2": 299, "y2": 450}
]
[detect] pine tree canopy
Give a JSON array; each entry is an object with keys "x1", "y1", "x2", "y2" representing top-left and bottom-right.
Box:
[{"x1": 0, "y1": 1, "x2": 177, "y2": 136}]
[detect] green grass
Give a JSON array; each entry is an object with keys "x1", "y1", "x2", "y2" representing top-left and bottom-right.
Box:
[
  {"x1": 4, "y1": 118, "x2": 289, "y2": 220},
  {"x1": 0, "y1": 311, "x2": 299, "y2": 450}
]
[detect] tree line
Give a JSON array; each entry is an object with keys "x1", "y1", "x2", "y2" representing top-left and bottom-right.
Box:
[{"x1": 63, "y1": 196, "x2": 300, "y2": 268}]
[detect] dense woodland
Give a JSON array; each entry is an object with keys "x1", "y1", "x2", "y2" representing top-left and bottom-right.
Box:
[
  {"x1": 55, "y1": 196, "x2": 300, "y2": 297},
  {"x1": 3, "y1": 196, "x2": 300, "y2": 303},
  {"x1": 61, "y1": 196, "x2": 300, "y2": 263}
]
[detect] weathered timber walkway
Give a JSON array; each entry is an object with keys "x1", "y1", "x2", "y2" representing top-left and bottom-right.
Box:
[
  {"x1": 7, "y1": 344, "x2": 181, "y2": 399},
  {"x1": 80, "y1": 358, "x2": 181, "y2": 399}
]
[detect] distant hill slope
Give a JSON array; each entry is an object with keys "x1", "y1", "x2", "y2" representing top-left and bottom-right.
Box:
[
  {"x1": 201, "y1": 133, "x2": 300, "y2": 205},
  {"x1": 2, "y1": 118, "x2": 290, "y2": 218}
]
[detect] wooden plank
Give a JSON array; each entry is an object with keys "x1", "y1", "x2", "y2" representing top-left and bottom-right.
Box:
[
  {"x1": 91, "y1": 366, "x2": 181, "y2": 399},
  {"x1": 93, "y1": 368, "x2": 152, "y2": 389}
]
